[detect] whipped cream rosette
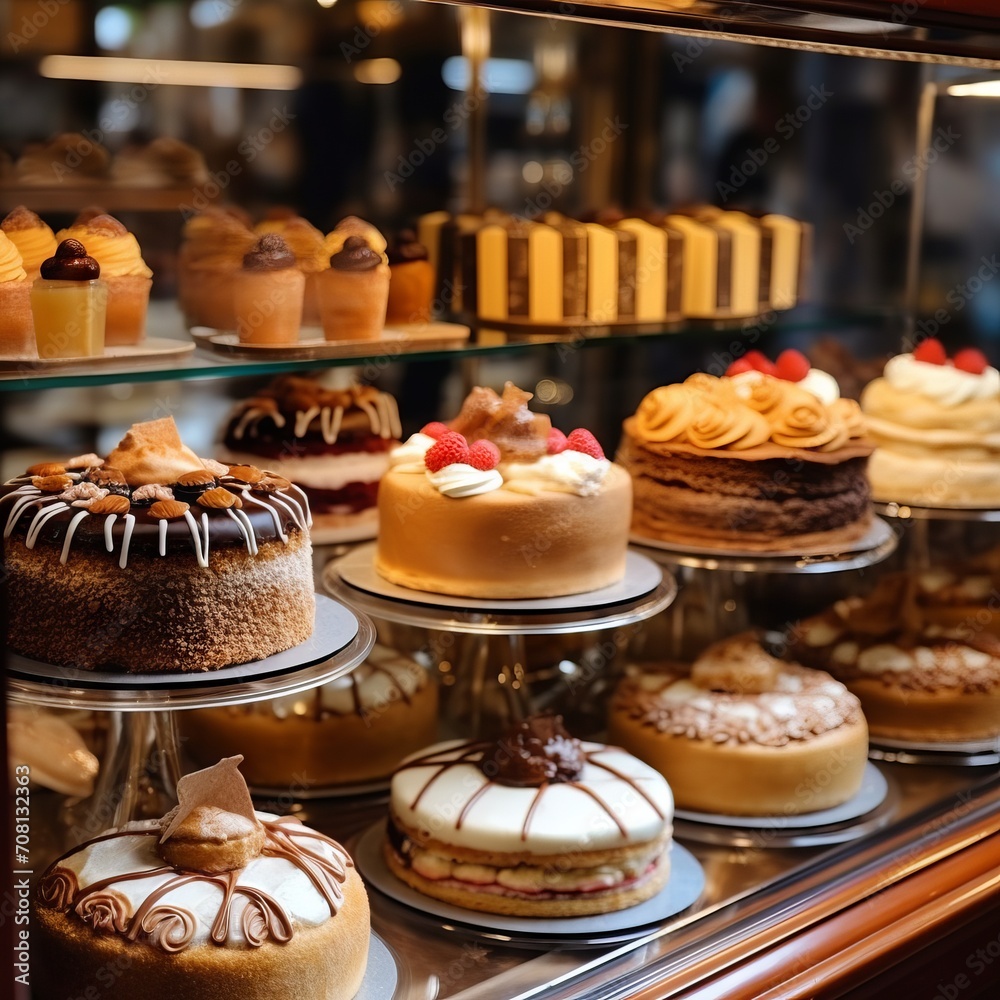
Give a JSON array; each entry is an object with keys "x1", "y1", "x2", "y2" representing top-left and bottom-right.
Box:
[
  {"x1": 619, "y1": 351, "x2": 874, "y2": 553},
  {"x1": 860, "y1": 339, "x2": 1000, "y2": 506}
]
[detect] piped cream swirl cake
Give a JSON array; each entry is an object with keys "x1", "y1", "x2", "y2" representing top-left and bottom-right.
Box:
[
  {"x1": 384, "y1": 714, "x2": 673, "y2": 917},
  {"x1": 608, "y1": 633, "x2": 869, "y2": 816},
  {"x1": 33, "y1": 757, "x2": 369, "y2": 1000},
  {"x1": 1, "y1": 417, "x2": 314, "y2": 672}
]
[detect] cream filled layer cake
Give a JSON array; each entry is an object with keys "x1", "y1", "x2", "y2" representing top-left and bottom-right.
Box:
[
  {"x1": 860, "y1": 339, "x2": 1000, "y2": 506},
  {"x1": 33, "y1": 758, "x2": 369, "y2": 1000},
  {"x1": 791, "y1": 575, "x2": 1000, "y2": 742},
  {"x1": 219, "y1": 376, "x2": 401, "y2": 537},
  {"x1": 182, "y1": 643, "x2": 438, "y2": 787},
  {"x1": 384, "y1": 715, "x2": 673, "y2": 917},
  {"x1": 376, "y1": 382, "x2": 631, "y2": 598},
  {"x1": 619, "y1": 352, "x2": 874, "y2": 553},
  {"x1": 608, "y1": 634, "x2": 868, "y2": 816},
  {"x1": 1, "y1": 417, "x2": 314, "y2": 672}
]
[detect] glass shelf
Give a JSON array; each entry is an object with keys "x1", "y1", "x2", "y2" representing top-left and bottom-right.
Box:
[
  {"x1": 0, "y1": 302, "x2": 894, "y2": 392},
  {"x1": 422, "y1": 1, "x2": 1000, "y2": 70}
]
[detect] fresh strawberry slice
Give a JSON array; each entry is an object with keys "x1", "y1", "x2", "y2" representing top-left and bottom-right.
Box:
[
  {"x1": 743, "y1": 350, "x2": 777, "y2": 377},
  {"x1": 913, "y1": 338, "x2": 947, "y2": 365},
  {"x1": 725, "y1": 358, "x2": 755, "y2": 376},
  {"x1": 565, "y1": 428, "x2": 605, "y2": 460},
  {"x1": 467, "y1": 439, "x2": 500, "y2": 471},
  {"x1": 953, "y1": 347, "x2": 989, "y2": 375},
  {"x1": 775, "y1": 348, "x2": 811, "y2": 383},
  {"x1": 424, "y1": 432, "x2": 470, "y2": 472},
  {"x1": 420, "y1": 421, "x2": 450, "y2": 439},
  {"x1": 547, "y1": 428, "x2": 568, "y2": 454}
]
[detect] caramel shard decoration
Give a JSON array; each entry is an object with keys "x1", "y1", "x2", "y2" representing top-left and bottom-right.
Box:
[
  {"x1": 104, "y1": 416, "x2": 205, "y2": 487},
  {"x1": 197, "y1": 487, "x2": 241, "y2": 509},
  {"x1": 149, "y1": 499, "x2": 190, "y2": 520}
]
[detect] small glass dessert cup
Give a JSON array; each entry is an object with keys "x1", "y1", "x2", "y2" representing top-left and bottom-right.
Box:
[
  {"x1": 30, "y1": 239, "x2": 107, "y2": 359},
  {"x1": 234, "y1": 233, "x2": 305, "y2": 345}
]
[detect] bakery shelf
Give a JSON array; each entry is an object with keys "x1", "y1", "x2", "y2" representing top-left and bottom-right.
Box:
[
  {"x1": 417, "y1": 1, "x2": 1000, "y2": 69},
  {"x1": 0, "y1": 302, "x2": 894, "y2": 392}
]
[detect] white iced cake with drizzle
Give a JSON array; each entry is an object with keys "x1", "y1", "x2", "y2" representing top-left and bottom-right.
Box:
[
  {"x1": 384, "y1": 714, "x2": 674, "y2": 917},
  {"x1": 33, "y1": 757, "x2": 370, "y2": 1000},
  {"x1": 1, "y1": 416, "x2": 314, "y2": 672}
]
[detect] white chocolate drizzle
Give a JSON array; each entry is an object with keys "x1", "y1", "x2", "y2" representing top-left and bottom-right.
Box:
[
  {"x1": 26, "y1": 502, "x2": 68, "y2": 548},
  {"x1": 60, "y1": 510, "x2": 90, "y2": 564},
  {"x1": 104, "y1": 514, "x2": 116, "y2": 553},
  {"x1": 119, "y1": 515, "x2": 135, "y2": 570}
]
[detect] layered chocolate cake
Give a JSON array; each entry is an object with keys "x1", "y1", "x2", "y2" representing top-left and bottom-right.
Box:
[
  {"x1": 33, "y1": 758, "x2": 370, "y2": 1000},
  {"x1": 1, "y1": 417, "x2": 314, "y2": 672},
  {"x1": 609, "y1": 634, "x2": 868, "y2": 816},
  {"x1": 384, "y1": 715, "x2": 673, "y2": 917},
  {"x1": 218, "y1": 375, "x2": 401, "y2": 539},
  {"x1": 619, "y1": 353, "x2": 874, "y2": 553},
  {"x1": 375, "y1": 382, "x2": 632, "y2": 598}
]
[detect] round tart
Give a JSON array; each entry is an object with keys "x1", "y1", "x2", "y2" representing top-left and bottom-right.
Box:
[
  {"x1": 384, "y1": 715, "x2": 673, "y2": 917},
  {"x1": 33, "y1": 758, "x2": 369, "y2": 1000},
  {"x1": 608, "y1": 634, "x2": 869, "y2": 816}
]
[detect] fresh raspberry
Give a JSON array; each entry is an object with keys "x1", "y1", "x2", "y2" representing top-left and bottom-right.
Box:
[
  {"x1": 467, "y1": 440, "x2": 500, "y2": 471},
  {"x1": 913, "y1": 338, "x2": 947, "y2": 365},
  {"x1": 953, "y1": 347, "x2": 989, "y2": 375},
  {"x1": 725, "y1": 358, "x2": 755, "y2": 376},
  {"x1": 547, "y1": 428, "x2": 568, "y2": 454},
  {"x1": 743, "y1": 350, "x2": 777, "y2": 377},
  {"x1": 420, "y1": 421, "x2": 450, "y2": 439},
  {"x1": 565, "y1": 428, "x2": 605, "y2": 460},
  {"x1": 424, "y1": 432, "x2": 469, "y2": 472},
  {"x1": 775, "y1": 348, "x2": 811, "y2": 383}
]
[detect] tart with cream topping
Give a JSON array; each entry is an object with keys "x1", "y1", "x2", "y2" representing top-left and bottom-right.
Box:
[
  {"x1": 618, "y1": 354, "x2": 874, "y2": 553},
  {"x1": 1, "y1": 416, "x2": 314, "y2": 672},
  {"x1": 375, "y1": 382, "x2": 632, "y2": 598},
  {"x1": 384, "y1": 714, "x2": 673, "y2": 917},
  {"x1": 608, "y1": 633, "x2": 869, "y2": 816},
  {"x1": 33, "y1": 757, "x2": 370, "y2": 1000}
]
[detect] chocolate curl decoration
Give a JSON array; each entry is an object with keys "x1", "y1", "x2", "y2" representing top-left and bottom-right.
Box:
[{"x1": 160, "y1": 756, "x2": 257, "y2": 844}]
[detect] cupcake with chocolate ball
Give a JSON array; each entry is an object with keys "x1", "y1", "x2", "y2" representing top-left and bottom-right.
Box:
[
  {"x1": 234, "y1": 233, "x2": 305, "y2": 344},
  {"x1": 386, "y1": 229, "x2": 434, "y2": 324},
  {"x1": 1, "y1": 205, "x2": 57, "y2": 279},
  {"x1": 33, "y1": 757, "x2": 370, "y2": 1000},
  {"x1": 318, "y1": 218, "x2": 389, "y2": 340},
  {"x1": 0, "y1": 232, "x2": 33, "y2": 358},
  {"x1": 384, "y1": 713, "x2": 673, "y2": 917}
]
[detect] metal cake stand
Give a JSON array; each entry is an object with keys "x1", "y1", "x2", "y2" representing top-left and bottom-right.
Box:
[
  {"x1": 875, "y1": 500, "x2": 1000, "y2": 570},
  {"x1": 324, "y1": 546, "x2": 676, "y2": 736},
  {"x1": 7, "y1": 594, "x2": 376, "y2": 843}
]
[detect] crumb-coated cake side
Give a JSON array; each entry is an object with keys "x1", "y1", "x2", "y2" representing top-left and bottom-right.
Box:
[
  {"x1": 791, "y1": 575, "x2": 1000, "y2": 742},
  {"x1": 608, "y1": 634, "x2": 869, "y2": 816},
  {"x1": 182, "y1": 643, "x2": 439, "y2": 787},
  {"x1": 384, "y1": 715, "x2": 673, "y2": 917},
  {"x1": 32, "y1": 758, "x2": 369, "y2": 1000},
  {"x1": 375, "y1": 382, "x2": 632, "y2": 599},
  {"x1": 619, "y1": 354, "x2": 874, "y2": 553},
  {"x1": 1, "y1": 416, "x2": 315, "y2": 672}
]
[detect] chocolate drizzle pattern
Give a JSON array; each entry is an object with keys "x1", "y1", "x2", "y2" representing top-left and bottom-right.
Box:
[
  {"x1": 36, "y1": 817, "x2": 352, "y2": 953},
  {"x1": 2, "y1": 466, "x2": 310, "y2": 570},
  {"x1": 396, "y1": 740, "x2": 666, "y2": 842}
]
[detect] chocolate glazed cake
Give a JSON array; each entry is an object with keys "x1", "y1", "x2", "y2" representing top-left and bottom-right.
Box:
[
  {"x1": 1, "y1": 417, "x2": 314, "y2": 672},
  {"x1": 619, "y1": 367, "x2": 874, "y2": 553}
]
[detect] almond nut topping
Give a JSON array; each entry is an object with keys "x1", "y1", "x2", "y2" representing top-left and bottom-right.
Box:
[
  {"x1": 176, "y1": 469, "x2": 217, "y2": 487},
  {"x1": 91, "y1": 466, "x2": 127, "y2": 485},
  {"x1": 88, "y1": 495, "x2": 132, "y2": 515},
  {"x1": 33, "y1": 474, "x2": 73, "y2": 492},
  {"x1": 27, "y1": 462, "x2": 67, "y2": 477},
  {"x1": 226, "y1": 464, "x2": 264, "y2": 484},
  {"x1": 197, "y1": 487, "x2": 242, "y2": 509},
  {"x1": 259, "y1": 475, "x2": 291, "y2": 490},
  {"x1": 150, "y1": 499, "x2": 190, "y2": 520},
  {"x1": 66, "y1": 452, "x2": 102, "y2": 470}
]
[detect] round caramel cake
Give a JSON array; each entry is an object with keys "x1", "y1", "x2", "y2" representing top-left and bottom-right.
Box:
[
  {"x1": 860, "y1": 346, "x2": 1000, "y2": 507},
  {"x1": 182, "y1": 643, "x2": 438, "y2": 787},
  {"x1": 219, "y1": 376, "x2": 401, "y2": 537},
  {"x1": 608, "y1": 634, "x2": 869, "y2": 816},
  {"x1": 619, "y1": 364, "x2": 874, "y2": 554},
  {"x1": 384, "y1": 715, "x2": 673, "y2": 918},
  {"x1": 375, "y1": 382, "x2": 632, "y2": 599},
  {"x1": 1, "y1": 417, "x2": 314, "y2": 672},
  {"x1": 792, "y1": 577, "x2": 1000, "y2": 743},
  {"x1": 32, "y1": 758, "x2": 369, "y2": 1000}
]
